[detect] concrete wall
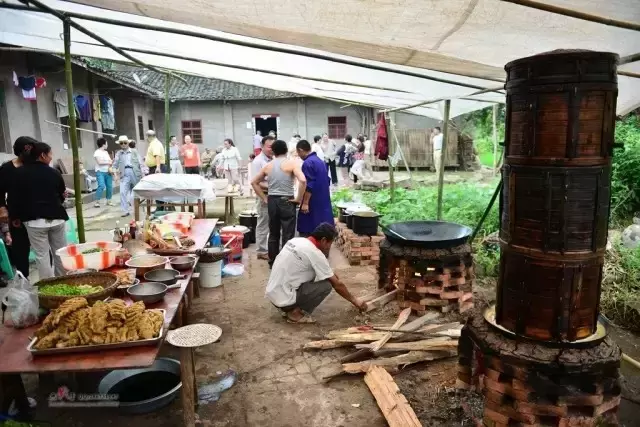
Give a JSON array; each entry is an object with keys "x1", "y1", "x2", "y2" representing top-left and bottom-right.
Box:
[
  {"x1": 0, "y1": 52, "x2": 101, "y2": 168},
  {"x1": 305, "y1": 98, "x2": 365, "y2": 139},
  {"x1": 392, "y1": 112, "x2": 439, "y2": 130}
]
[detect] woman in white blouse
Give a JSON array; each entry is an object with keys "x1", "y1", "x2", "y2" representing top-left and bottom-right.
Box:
[{"x1": 221, "y1": 138, "x2": 242, "y2": 194}]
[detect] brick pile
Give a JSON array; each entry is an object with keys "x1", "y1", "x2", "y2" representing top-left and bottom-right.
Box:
[
  {"x1": 458, "y1": 315, "x2": 622, "y2": 427},
  {"x1": 335, "y1": 221, "x2": 383, "y2": 266}
]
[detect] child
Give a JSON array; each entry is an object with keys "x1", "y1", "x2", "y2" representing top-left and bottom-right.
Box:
[
  {"x1": 79, "y1": 161, "x2": 97, "y2": 192},
  {"x1": 247, "y1": 153, "x2": 256, "y2": 196}
]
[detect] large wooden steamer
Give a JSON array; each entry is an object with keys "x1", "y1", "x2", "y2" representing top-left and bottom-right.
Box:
[{"x1": 497, "y1": 50, "x2": 618, "y2": 342}]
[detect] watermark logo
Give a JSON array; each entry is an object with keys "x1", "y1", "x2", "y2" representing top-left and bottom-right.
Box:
[{"x1": 48, "y1": 386, "x2": 119, "y2": 408}]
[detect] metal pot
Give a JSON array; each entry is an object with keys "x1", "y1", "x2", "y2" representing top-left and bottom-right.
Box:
[
  {"x1": 238, "y1": 211, "x2": 258, "y2": 245},
  {"x1": 352, "y1": 211, "x2": 381, "y2": 236},
  {"x1": 143, "y1": 269, "x2": 185, "y2": 287},
  {"x1": 127, "y1": 281, "x2": 181, "y2": 304},
  {"x1": 125, "y1": 255, "x2": 169, "y2": 278},
  {"x1": 169, "y1": 255, "x2": 197, "y2": 271},
  {"x1": 98, "y1": 357, "x2": 181, "y2": 414},
  {"x1": 338, "y1": 207, "x2": 348, "y2": 223}
]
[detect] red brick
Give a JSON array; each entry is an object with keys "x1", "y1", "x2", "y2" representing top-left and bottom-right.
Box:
[
  {"x1": 418, "y1": 297, "x2": 450, "y2": 307},
  {"x1": 515, "y1": 401, "x2": 568, "y2": 417},
  {"x1": 594, "y1": 395, "x2": 621, "y2": 416},
  {"x1": 371, "y1": 255, "x2": 380, "y2": 261},
  {"x1": 483, "y1": 377, "x2": 513, "y2": 395},
  {"x1": 483, "y1": 407, "x2": 510, "y2": 425},
  {"x1": 485, "y1": 368, "x2": 502, "y2": 382},
  {"x1": 441, "y1": 290, "x2": 463, "y2": 300},
  {"x1": 371, "y1": 236, "x2": 384, "y2": 243},
  {"x1": 485, "y1": 400, "x2": 537, "y2": 424},
  {"x1": 558, "y1": 417, "x2": 597, "y2": 427},
  {"x1": 511, "y1": 379, "x2": 535, "y2": 393},
  {"x1": 556, "y1": 393, "x2": 603, "y2": 406}
]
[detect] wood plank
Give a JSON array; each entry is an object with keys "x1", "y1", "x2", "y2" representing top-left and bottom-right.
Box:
[
  {"x1": 180, "y1": 347, "x2": 196, "y2": 427},
  {"x1": 370, "y1": 308, "x2": 412, "y2": 352},
  {"x1": 364, "y1": 289, "x2": 399, "y2": 312},
  {"x1": 303, "y1": 340, "x2": 354, "y2": 350},
  {"x1": 399, "y1": 312, "x2": 441, "y2": 331},
  {"x1": 356, "y1": 338, "x2": 458, "y2": 351},
  {"x1": 364, "y1": 366, "x2": 422, "y2": 427},
  {"x1": 342, "y1": 350, "x2": 455, "y2": 374}
]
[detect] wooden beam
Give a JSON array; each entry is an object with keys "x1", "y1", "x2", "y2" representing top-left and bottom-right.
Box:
[
  {"x1": 364, "y1": 289, "x2": 399, "y2": 312},
  {"x1": 342, "y1": 350, "x2": 454, "y2": 374},
  {"x1": 436, "y1": 100, "x2": 451, "y2": 220},
  {"x1": 364, "y1": 366, "x2": 423, "y2": 427},
  {"x1": 398, "y1": 312, "x2": 441, "y2": 332},
  {"x1": 370, "y1": 308, "x2": 412, "y2": 352},
  {"x1": 500, "y1": 0, "x2": 640, "y2": 32},
  {"x1": 356, "y1": 338, "x2": 458, "y2": 351}
]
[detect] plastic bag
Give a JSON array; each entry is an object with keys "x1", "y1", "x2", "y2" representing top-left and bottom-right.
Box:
[
  {"x1": 0, "y1": 271, "x2": 39, "y2": 328},
  {"x1": 222, "y1": 263, "x2": 244, "y2": 277}
]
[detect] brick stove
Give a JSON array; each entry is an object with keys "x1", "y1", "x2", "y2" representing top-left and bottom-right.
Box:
[
  {"x1": 377, "y1": 221, "x2": 475, "y2": 315},
  {"x1": 335, "y1": 220, "x2": 383, "y2": 266},
  {"x1": 457, "y1": 50, "x2": 622, "y2": 427}
]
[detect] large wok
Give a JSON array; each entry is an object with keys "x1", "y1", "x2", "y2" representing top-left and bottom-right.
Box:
[{"x1": 381, "y1": 221, "x2": 472, "y2": 248}]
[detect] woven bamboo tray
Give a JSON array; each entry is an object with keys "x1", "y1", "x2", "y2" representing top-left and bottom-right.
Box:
[{"x1": 35, "y1": 272, "x2": 119, "y2": 309}]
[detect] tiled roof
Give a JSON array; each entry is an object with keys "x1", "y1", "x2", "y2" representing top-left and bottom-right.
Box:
[{"x1": 92, "y1": 68, "x2": 302, "y2": 101}]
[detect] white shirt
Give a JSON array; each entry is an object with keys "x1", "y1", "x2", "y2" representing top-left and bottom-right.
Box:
[
  {"x1": 94, "y1": 149, "x2": 111, "y2": 173},
  {"x1": 253, "y1": 134, "x2": 262, "y2": 149},
  {"x1": 364, "y1": 139, "x2": 372, "y2": 156},
  {"x1": 265, "y1": 238, "x2": 334, "y2": 307},
  {"x1": 311, "y1": 143, "x2": 325, "y2": 161},
  {"x1": 433, "y1": 133, "x2": 444, "y2": 151},
  {"x1": 221, "y1": 146, "x2": 242, "y2": 169},
  {"x1": 251, "y1": 152, "x2": 271, "y2": 183},
  {"x1": 25, "y1": 219, "x2": 65, "y2": 228}
]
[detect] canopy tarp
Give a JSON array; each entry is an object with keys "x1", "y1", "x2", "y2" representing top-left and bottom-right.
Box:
[{"x1": 1, "y1": 0, "x2": 639, "y2": 117}]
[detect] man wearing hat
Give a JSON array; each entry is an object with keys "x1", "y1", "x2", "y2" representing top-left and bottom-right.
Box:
[
  {"x1": 113, "y1": 135, "x2": 145, "y2": 216},
  {"x1": 145, "y1": 130, "x2": 166, "y2": 173}
]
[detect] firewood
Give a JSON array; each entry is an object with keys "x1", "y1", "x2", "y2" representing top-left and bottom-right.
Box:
[
  {"x1": 326, "y1": 325, "x2": 375, "y2": 338},
  {"x1": 324, "y1": 332, "x2": 390, "y2": 342},
  {"x1": 364, "y1": 289, "x2": 398, "y2": 312},
  {"x1": 399, "y1": 312, "x2": 441, "y2": 331},
  {"x1": 342, "y1": 350, "x2": 455, "y2": 374},
  {"x1": 375, "y1": 322, "x2": 461, "y2": 334},
  {"x1": 364, "y1": 366, "x2": 422, "y2": 427},
  {"x1": 370, "y1": 308, "x2": 412, "y2": 352},
  {"x1": 303, "y1": 340, "x2": 354, "y2": 350},
  {"x1": 355, "y1": 338, "x2": 458, "y2": 351}
]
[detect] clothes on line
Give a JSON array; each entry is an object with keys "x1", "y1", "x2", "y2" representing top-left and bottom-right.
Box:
[
  {"x1": 74, "y1": 95, "x2": 92, "y2": 122},
  {"x1": 99, "y1": 95, "x2": 115, "y2": 130},
  {"x1": 53, "y1": 89, "x2": 69, "y2": 118}
]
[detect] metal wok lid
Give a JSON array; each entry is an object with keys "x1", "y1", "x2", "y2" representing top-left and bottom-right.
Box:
[{"x1": 382, "y1": 221, "x2": 472, "y2": 248}]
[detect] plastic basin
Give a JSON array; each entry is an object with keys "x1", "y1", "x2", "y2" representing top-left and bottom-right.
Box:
[{"x1": 55, "y1": 241, "x2": 122, "y2": 271}]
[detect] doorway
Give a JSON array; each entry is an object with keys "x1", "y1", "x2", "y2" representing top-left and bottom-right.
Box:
[{"x1": 253, "y1": 115, "x2": 279, "y2": 139}]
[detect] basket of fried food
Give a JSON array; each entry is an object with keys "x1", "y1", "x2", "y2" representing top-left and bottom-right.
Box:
[
  {"x1": 35, "y1": 272, "x2": 119, "y2": 310},
  {"x1": 29, "y1": 297, "x2": 165, "y2": 355}
]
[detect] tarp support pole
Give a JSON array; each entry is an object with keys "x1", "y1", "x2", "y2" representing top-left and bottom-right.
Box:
[
  {"x1": 165, "y1": 73, "x2": 171, "y2": 171},
  {"x1": 387, "y1": 113, "x2": 395, "y2": 202},
  {"x1": 436, "y1": 100, "x2": 451, "y2": 220},
  {"x1": 63, "y1": 19, "x2": 85, "y2": 243},
  {"x1": 492, "y1": 104, "x2": 498, "y2": 175},
  {"x1": 500, "y1": 0, "x2": 640, "y2": 32},
  {"x1": 469, "y1": 178, "x2": 503, "y2": 244}
]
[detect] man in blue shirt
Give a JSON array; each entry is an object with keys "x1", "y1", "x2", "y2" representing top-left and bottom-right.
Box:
[{"x1": 296, "y1": 140, "x2": 334, "y2": 237}]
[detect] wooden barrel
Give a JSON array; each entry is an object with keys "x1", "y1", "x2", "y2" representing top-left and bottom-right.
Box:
[{"x1": 496, "y1": 50, "x2": 618, "y2": 342}]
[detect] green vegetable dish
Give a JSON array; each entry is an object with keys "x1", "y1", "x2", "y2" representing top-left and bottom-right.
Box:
[
  {"x1": 38, "y1": 284, "x2": 103, "y2": 296},
  {"x1": 81, "y1": 248, "x2": 104, "y2": 254}
]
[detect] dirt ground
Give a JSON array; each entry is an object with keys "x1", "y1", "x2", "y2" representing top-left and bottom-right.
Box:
[{"x1": 15, "y1": 189, "x2": 640, "y2": 427}]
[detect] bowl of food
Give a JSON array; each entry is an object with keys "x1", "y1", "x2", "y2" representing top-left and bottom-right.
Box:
[
  {"x1": 56, "y1": 242, "x2": 122, "y2": 272},
  {"x1": 35, "y1": 272, "x2": 119, "y2": 309},
  {"x1": 125, "y1": 255, "x2": 169, "y2": 278},
  {"x1": 159, "y1": 212, "x2": 195, "y2": 232},
  {"x1": 115, "y1": 269, "x2": 139, "y2": 290}
]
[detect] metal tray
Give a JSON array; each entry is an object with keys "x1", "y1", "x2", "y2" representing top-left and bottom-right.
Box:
[
  {"x1": 382, "y1": 221, "x2": 472, "y2": 248},
  {"x1": 27, "y1": 309, "x2": 166, "y2": 356}
]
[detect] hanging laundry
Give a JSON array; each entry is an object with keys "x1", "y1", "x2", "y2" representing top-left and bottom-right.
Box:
[
  {"x1": 92, "y1": 94, "x2": 102, "y2": 123},
  {"x1": 375, "y1": 113, "x2": 389, "y2": 161},
  {"x1": 53, "y1": 88, "x2": 69, "y2": 118},
  {"x1": 35, "y1": 77, "x2": 46, "y2": 89},
  {"x1": 99, "y1": 95, "x2": 115, "y2": 130},
  {"x1": 13, "y1": 71, "x2": 37, "y2": 101},
  {"x1": 74, "y1": 94, "x2": 92, "y2": 122}
]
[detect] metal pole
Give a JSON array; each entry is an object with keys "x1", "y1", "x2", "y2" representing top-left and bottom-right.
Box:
[
  {"x1": 164, "y1": 73, "x2": 171, "y2": 171},
  {"x1": 436, "y1": 100, "x2": 451, "y2": 220},
  {"x1": 63, "y1": 19, "x2": 85, "y2": 243},
  {"x1": 468, "y1": 179, "x2": 503, "y2": 244},
  {"x1": 492, "y1": 103, "x2": 498, "y2": 175},
  {"x1": 387, "y1": 113, "x2": 395, "y2": 202}
]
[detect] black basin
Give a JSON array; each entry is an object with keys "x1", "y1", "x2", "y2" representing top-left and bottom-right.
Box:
[
  {"x1": 98, "y1": 357, "x2": 181, "y2": 414},
  {"x1": 382, "y1": 220, "x2": 472, "y2": 248}
]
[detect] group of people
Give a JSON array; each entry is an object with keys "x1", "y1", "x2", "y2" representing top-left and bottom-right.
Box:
[{"x1": 0, "y1": 137, "x2": 70, "y2": 280}]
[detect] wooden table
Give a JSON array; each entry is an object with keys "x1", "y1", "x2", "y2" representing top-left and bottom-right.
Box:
[{"x1": 0, "y1": 219, "x2": 218, "y2": 426}]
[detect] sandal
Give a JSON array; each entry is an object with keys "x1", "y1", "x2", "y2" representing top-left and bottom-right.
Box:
[{"x1": 286, "y1": 314, "x2": 316, "y2": 324}]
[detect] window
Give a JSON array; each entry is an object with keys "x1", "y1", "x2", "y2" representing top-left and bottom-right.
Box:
[
  {"x1": 181, "y1": 120, "x2": 203, "y2": 144},
  {"x1": 148, "y1": 119, "x2": 154, "y2": 131},
  {"x1": 60, "y1": 116, "x2": 82, "y2": 148},
  {"x1": 137, "y1": 115, "x2": 144, "y2": 140},
  {"x1": 328, "y1": 116, "x2": 347, "y2": 139}
]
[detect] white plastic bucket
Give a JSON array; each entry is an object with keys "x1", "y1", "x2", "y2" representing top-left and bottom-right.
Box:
[{"x1": 199, "y1": 260, "x2": 222, "y2": 288}]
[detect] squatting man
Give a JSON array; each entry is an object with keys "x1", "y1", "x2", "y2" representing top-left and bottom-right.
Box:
[{"x1": 265, "y1": 222, "x2": 366, "y2": 323}]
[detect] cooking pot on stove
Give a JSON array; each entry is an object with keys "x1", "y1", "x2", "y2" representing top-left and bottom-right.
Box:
[
  {"x1": 381, "y1": 221, "x2": 472, "y2": 248},
  {"x1": 352, "y1": 211, "x2": 381, "y2": 236}
]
